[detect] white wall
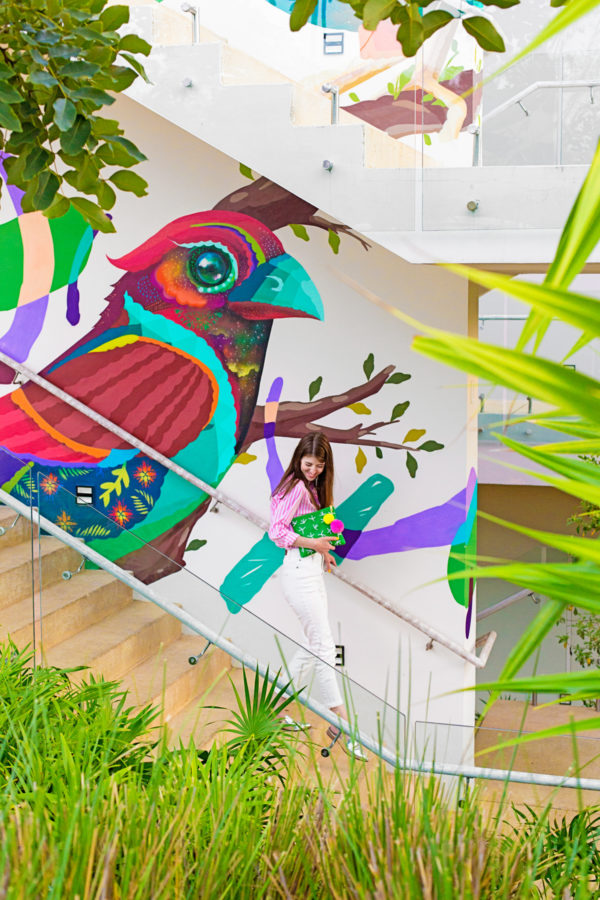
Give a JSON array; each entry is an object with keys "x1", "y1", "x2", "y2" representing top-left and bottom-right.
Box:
[{"x1": 0, "y1": 95, "x2": 477, "y2": 753}]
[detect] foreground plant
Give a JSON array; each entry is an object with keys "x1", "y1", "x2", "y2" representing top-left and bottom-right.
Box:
[{"x1": 0, "y1": 0, "x2": 150, "y2": 231}]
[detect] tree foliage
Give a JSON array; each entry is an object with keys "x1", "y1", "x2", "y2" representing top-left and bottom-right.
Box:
[
  {"x1": 289, "y1": 0, "x2": 580, "y2": 58},
  {"x1": 0, "y1": 0, "x2": 151, "y2": 232}
]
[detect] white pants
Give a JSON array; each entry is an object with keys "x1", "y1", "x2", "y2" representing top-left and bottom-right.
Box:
[{"x1": 279, "y1": 548, "x2": 343, "y2": 709}]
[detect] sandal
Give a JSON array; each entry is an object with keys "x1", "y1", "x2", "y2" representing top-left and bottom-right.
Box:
[{"x1": 279, "y1": 715, "x2": 311, "y2": 732}]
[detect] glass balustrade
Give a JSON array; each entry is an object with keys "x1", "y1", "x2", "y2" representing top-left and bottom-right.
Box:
[{"x1": 24, "y1": 474, "x2": 406, "y2": 757}]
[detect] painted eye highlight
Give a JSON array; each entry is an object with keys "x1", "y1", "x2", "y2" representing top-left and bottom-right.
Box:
[{"x1": 187, "y1": 242, "x2": 238, "y2": 293}]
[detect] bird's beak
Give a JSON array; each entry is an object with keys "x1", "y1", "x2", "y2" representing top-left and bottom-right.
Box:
[{"x1": 228, "y1": 253, "x2": 324, "y2": 321}]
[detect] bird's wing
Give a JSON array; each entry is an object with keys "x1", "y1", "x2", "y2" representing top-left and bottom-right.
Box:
[{"x1": 0, "y1": 336, "x2": 219, "y2": 466}]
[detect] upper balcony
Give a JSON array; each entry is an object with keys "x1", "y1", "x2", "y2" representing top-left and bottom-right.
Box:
[{"x1": 121, "y1": 0, "x2": 600, "y2": 267}]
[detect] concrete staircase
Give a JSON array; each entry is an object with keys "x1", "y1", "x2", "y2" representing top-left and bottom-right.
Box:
[
  {"x1": 0, "y1": 505, "x2": 233, "y2": 748},
  {"x1": 120, "y1": 0, "x2": 591, "y2": 264}
]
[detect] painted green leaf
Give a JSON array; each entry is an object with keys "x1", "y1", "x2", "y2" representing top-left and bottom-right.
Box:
[
  {"x1": 406, "y1": 452, "x2": 418, "y2": 478},
  {"x1": 109, "y1": 169, "x2": 148, "y2": 197},
  {"x1": 355, "y1": 448, "x2": 367, "y2": 474},
  {"x1": 348, "y1": 402, "x2": 372, "y2": 415},
  {"x1": 418, "y1": 440, "x2": 444, "y2": 452},
  {"x1": 290, "y1": 223, "x2": 309, "y2": 241},
  {"x1": 375, "y1": 447, "x2": 383, "y2": 459},
  {"x1": 403, "y1": 428, "x2": 426, "y2": 443},
  {"x1": 363, "y1": 353, "x2": 375, "y2": 380},
  {"x1": 186, "y1": 539, "x2": 207, "y2": 552},
  {"x1": 391, "y1": 401, "x2": 410, "y2": 420},
  {"x1": 54, "y1": 98, "x2": 77, "y2": 132},
  {"x1": 423, "y1": 93, "x2": 434, "y2": 102},
  {"x1": 462, "y1": 16, "x2": 505, "y2": 52},
  {"x1": 328, "y1": 229, "x2": 340, "y2": 255},
  {"x1": 349, "y1": 92, "x2": 360, "y2": 102},
  {"x1": 289, "y1": 0, "x2": 318, "y2": 31},
  {"x1": 308, "y1": 376, "x2": 322, "y2": 401},
  {"x1": 239, "y1": 163, "x2": 254, "y2": 180},
  {"x1": 235, "y1": 452, "x2": 257, "y2": 465},
  {"x1": 386, "y1": 372, "x2": 411, "y2": 384},
  {"x1": 423, "y1": 134, "x2": 432, "y2": 146}
]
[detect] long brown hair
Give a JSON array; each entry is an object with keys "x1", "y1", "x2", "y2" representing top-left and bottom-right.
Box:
[{"x1": 273, "y1": 433, "x2": 334, "y2": 508}]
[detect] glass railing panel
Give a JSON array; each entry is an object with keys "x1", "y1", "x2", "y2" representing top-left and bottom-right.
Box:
[
  {"x1": 414, "y1": 719, "x2": 600, "y2": 783},
  {"x1": 34, "y1": 479, "x2": 406, "y2": 756}
]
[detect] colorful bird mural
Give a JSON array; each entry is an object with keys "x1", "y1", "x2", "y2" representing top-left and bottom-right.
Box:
[{"x1": 0, "y1": 210, "x2": 323, "y2": 581}]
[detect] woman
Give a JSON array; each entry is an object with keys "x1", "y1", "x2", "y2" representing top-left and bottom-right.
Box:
[{"x1": 269, "y1": 433, "x2": 367, "y2": 760}]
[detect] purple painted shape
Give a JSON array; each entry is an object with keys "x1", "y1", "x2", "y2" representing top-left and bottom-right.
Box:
[
  {"x1": 345, "y1": 485, "x2": 469, "y2": 560},
  {"x1": 0, "y1": 296, "x2": 49, "y2": 371},
  {"x1": 265, "y1": 377, "x2": 284, "y2": 492},
  {"x1": 66, "y1": 281, "x2": 80, "y2": 325},
  {"x1": 465, "y1": 579, "x2": 474, "y2": 639},
  {"x1": 0, "y1": 451, "x2": 23, "y2": 487},
  {"x1": 0, "y1": 153, "x2": 24, "y2": 215}
]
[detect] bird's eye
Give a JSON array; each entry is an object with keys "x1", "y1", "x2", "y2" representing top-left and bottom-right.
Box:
[{"x1": 187, "y1": 243, "x2": 237, "y2": 293}]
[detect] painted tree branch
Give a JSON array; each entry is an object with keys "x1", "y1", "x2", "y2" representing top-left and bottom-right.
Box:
[
  {"x1": 213, "y1": 176, "x2": 370, "y2": 250},
  {"x1": 241, "y1": 366, "x2": 431, "y2": 453}
]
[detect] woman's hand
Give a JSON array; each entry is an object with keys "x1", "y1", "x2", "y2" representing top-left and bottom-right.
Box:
[
  {"x1": 311, "y1": 536, "x2": 338, "y2": 556},
  {"x1": 322, "y1": 550, "x2": 338, "y2": 572}
]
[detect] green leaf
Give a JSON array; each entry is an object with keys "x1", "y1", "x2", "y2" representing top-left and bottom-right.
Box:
[
  {"x1": 375, "y1": 447, "x2": 383, "y2": 459},
  {"x1": 421, "y1": 10, "x2": 454, "y2": 40},
  {"x1": 308, "y1": 376, "x2": 322, "y2": 401},
  {"x1": 328, "y1": 229, "x2": 340, "y2": 255},
  {"x1": 363, "y1": 353, "x2": 375, "y2": 380},
  {"x1": 28, "y1": 70, "x2": 58, "y2": 87},
  {"x1": 363, "y1": 0, "x2": 398, "y2": 31},
  {"x1": 289, "y1": 223, "x2": 309, "y2": 241},
  {"x1": 33, "y1": 171, "x2": 60, "y2": 210},
  {"x1": 396, "y1": 13, "x2": 425, "y2": 58},
  {"x1": 0, "y1": 101, "x2": 22, "y2": 131},
  {"x1": 348, "y1": 402, "x2": 372, "y2": 416},
  {"x1": 423, "y1": 133, "x2": 432, "y2": 146},
  {"x1": 406, "y1": 452, "x2": 418, "y2": 478},
  {"x1": 462, "y1": 16, "x2": 505, "y2": 52},
  {"x1": 23, "y1": 145, "x2": 52, "y2": 179},
  {"x1": 386, "y1": 372, "x2": 411, "y2": 384},
  {"x1": 391, "y1": 401, "x2": 410, "y2": 420},
  {"x1": 70, "y1": 196, "x2": 115, "y2": 233},
  {"x1": 54, "y1": 97, "x2": 77, "y2": 131},
  {"x1": 0, "y1": 82, "x2": 23, "y2": 104},
  {"x1": 43, "y1": 193, "x2": 71, "y2": 220},
  {"x1": 403, "y1": 428, "x2": 426, "y2": 443},
  {"x1": 91, "y1": 117, "x2": 122, "y2": 136},
  {"x1": 478, "y1": 0, "x2": 519, "y2": 6},
  {"x1": 239, "y1": 162, "x2": 254, "y2": 180},
  {"x1": 60, "y1": 115, "x2": 91, "y2": 154},
  {"x1": 59, "y1": 60, "x2": 101, "y2": 78},
  {"x1": 186, "y1": 539, "x2": 207, "y2": 552},
  {"x1": 349, "y1": 92, "x2": 360, "y2": 102},
  {"x1": 289, "y1": 0, "x2": 318, "y2": 31},
  {"x1": 118, "y1": 52, "x2": 149, "y2": 84},
  {"x1": 108, "y1": 169, "x2": 148, "y2": 197},
  {"x1": 119, "y1": 34, "x2": 151, "y2": 56},
  {"x1": 95, "y1": 180, "x2": 116, "y2": 211},
  {"x1": 99, "y1": 4, "x2": 130, "y2": 30},
  {"x1": 97, "y1": 135, "x2": 147, "y2": 166},
  {"x1": 418, "y1": 440, "x2": 444, "y2": 452},
  {"x1": 70, "y1": 87, "x2": 115, "y2": 106},
  {"x1": 355, "y1": 448, "x2": 367, "y2": 474}
]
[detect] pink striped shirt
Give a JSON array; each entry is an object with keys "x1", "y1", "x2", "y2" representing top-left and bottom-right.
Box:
[{"x1": 269, "y1": 479, "x2": 319, "y2": 549}]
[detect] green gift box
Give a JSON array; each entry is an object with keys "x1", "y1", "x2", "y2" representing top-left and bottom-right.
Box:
[{"x1": 291, "y1": 505, "x2": 346, "y2": 558}]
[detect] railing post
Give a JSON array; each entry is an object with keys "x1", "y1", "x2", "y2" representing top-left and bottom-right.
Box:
[
  {"x1": 322, "y1": 84, "x2": 339, "y2": 125},
  {"x1": 181, "y1": 2, "x2": 200, "y2": 44}
]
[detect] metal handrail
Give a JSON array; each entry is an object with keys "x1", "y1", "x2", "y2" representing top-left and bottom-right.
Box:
[
  {"x1": 477, "y1": 588, "x2": 539, "y2": 622},
  {"x1": 3, "y1": 486, "x2": 599, "y2": 791},
  {"x1": 0, "y1": 349, "x2": 493, "y2": 668},
  {"x1": 483, "y1": 80, "x2": 600, "y2": 123}
]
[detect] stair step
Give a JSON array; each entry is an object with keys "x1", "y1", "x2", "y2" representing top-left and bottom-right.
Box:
[
  {"x1": 0, "y1": 507, "x2": 35, "y2": 549},
  {"x1": 122, "y1": 639, "x2": 231, "y2": 724},
  {"x1": 166, "y1": 659, "x2": 238, "y2": 749},
  {"x1": 0, "y1": 570, "x2": 132, "y2": 651},
  {"x1": 0, "y1": 537, "x2": 81, "y2": 609},
  {"x1": 44, "y1": 600, "x2": 181, "y2": 680}
]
